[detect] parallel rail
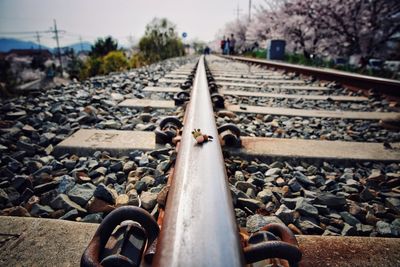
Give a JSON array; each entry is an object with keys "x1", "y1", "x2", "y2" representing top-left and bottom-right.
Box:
[{"x1": 224, "y1": 55, "x2": 400, "y2": 97}]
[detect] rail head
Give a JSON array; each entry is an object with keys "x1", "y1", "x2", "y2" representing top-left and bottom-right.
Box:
[
  {"x1": 223, "y1": 55, "x2": 400, "y2": 97},
  {"x1": 152, "y1": 55, "x2": 244, "y2": 267}
]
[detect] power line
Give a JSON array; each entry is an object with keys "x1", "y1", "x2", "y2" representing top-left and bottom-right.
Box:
[
  {"x1": 35, "y1": 31, "x2": 42, "y2": 50},
  {"x1": 234, "y1": 3, "x2": 243, "y2": 21},
  {"x1": 51, "y1": 19, "x2": 63, "y2": 75}
]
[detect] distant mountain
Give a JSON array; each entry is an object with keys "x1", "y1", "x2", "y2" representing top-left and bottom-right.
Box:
[
  {"x1": 0, "y1": 38, "x2": 92, "y2": 54},
  {"x1": 0, "y1": 38, "x2": 50, "y2": 52},
  {"x1": 61, "y1": 42, "x2": 92, "y2": 53}
]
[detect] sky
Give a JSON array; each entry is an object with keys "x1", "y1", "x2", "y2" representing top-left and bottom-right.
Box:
[{"x1": 0, "y1": 0, "x2": 257, "y2": 48}]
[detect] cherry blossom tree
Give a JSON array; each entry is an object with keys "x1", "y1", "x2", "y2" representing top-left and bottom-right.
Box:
[{"x1": 216, "y1": 0, "x2": 400, "y2": 60}]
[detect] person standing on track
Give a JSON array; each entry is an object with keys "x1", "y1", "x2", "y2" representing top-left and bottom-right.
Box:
[
  {"x1": 220, "y1": 36, "x2": 226, "y2": 54},
  {"x1": 229, "y1": 34, "x2": 236, "y2": 55},
  {"x1": 224, "y1": 37, "x2": 230, "y2": 55}
]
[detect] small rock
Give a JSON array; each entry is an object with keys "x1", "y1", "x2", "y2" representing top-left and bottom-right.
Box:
[
  {"x1": 93, "y1": 184, "x2": 116, "y2": 205},
  {"x1": 87, "y1": 197, "x2": 115, "y2": 213},
  {"x1": 50, "y1": 194, "x2": 86, "y2": 213},
  {"x1": 298, "y1": 219, "x2": 324, "y2": 234},
  {"x1": 246, "y1": 214, "x2": 267, "y2": 233},
  {"x1": 376, "y1": 221, "x2": 392, "y2": 236},
  {"x1": 293, "y1": 171, "x2": 315, "y2": 186},
  {"x1": 237, "y1": 198, "x2": 263, "y2": 212},
  {"x1": 275, "y1": 204, "x2": 295, "y2": 224},
  {"x1": 265, "y1": 168, "x2": 281, "y2": 176},
  {"x1": 340, "y1": 211, "x2": 361, "y2": 226},
  {"x1": 295, "y1": 198, "x2": 318, "y2": 218},
  {"x1": 342, "y1": 223, "x2": 357, "y2": 236},
  {"x1": 235, "y1": 181, "x2": 256, "y2": 192},
  {"x1": 30, "y1": 204, "x2": 55, "y2": 217},
  {"x1": 59, "y1": 209, "x2": 79, "y2": 220},
  {"x1": 256, "y1": 189, "x2": 273, "y2": 203},
  {"x1": 141, "y1": 191, "x2": 157, "y2": 210},
  {"x1": 315, "y1": 192, "x2": 346, "y2": 208},
  {"x1": 81, "y1": 213, "x2": 103, "y2": 223},
  {"x1": 116, "y1": 194, "x2": 129, "y2": 206},
  {"x1": 67, "y1": 183, "x2": 96, "y2": 206}
]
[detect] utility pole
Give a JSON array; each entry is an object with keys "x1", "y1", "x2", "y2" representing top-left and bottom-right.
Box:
[
  {"x1": 52, "y1": 19, "x2": 63, "y2": 76},
  {"x1": 35, "y1": 31, "x2": 42, "y2": 50},
  {"x1": 235, "y1": 3, "x2": 242, "y2": 21},
  {"x1": 248, "y1": 0, "x2": 252, "y2": 22},
  {"x1": 79, "y1": 36, "x2": 84, "y2": 52}
]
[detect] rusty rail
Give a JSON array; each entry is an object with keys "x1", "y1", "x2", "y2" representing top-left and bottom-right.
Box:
[
  {"x1": 223, "y1": 55, "x2": 400, "y2": 97},
  {"x1": 152, "y1": 55, "x2": 245, "y2": 266}
]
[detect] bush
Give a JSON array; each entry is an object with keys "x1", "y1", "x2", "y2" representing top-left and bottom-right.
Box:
[
  {"x1": 138, "y1": 18, "x2": 185, "y2": 64},
  {"x1": 80, "y1": 57, "x2": 102, "y2": 80},
  {"x1": 130, "y1": 53, "x2": 148, "y2": 68},
  {"x1": 102, "y1": 51, "x2": 129, "y2": 74}
]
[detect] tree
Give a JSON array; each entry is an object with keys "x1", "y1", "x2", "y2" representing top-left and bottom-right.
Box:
[
  {"x1": 218, "y1": 0, "x2": 400, "y2": 60},
  {"x1": 102, "y1": 51, "x2": 129, "y2": 74},
  {"x1": 138, "y1": 18, "x2": 185, "y2": 63},
  {"x1": 90, "y1": 36, "x2": 118, "y2": 58}
]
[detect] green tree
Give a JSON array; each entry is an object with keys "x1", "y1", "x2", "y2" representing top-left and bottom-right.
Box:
[
  {"x1": 90, "y1": 36, "x2": 118, "y2": 58},
  {"x1": 80, "y1": 57, "x2": 102, "y2": 79},
  {"x1": 138, "y1": 18, "x2": 185, "y2": 64},
  {"x1": 101, "y1": 51, "x2": 129, "y2": 74}
]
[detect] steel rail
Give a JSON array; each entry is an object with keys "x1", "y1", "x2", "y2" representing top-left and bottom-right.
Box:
[
  {"x1": 152, "y1": 55, "x2": 244, "y2": 266},
  {"x1": 223, "y1": 55, "x2": 400, "y2": 97}
]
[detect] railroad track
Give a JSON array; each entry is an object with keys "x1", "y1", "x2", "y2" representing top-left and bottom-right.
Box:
[{"x1": 1, "y1": 55, "x2": 400, "y2": 266}]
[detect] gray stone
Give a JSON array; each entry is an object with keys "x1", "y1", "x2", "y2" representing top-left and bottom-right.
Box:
[
  {"x1": 391, "y1": 218, "x2": 400, "y2": 236},
  {"x1": 298, "y1": 219, "x2": 323, "y2": 234},
  {"x1": 281, "y1": 197, "x2": 303, "y2": 210},
  {"x1": 123, "y1": 161, "x2": 137, "y2": 173},
  {"x1": 140, "y1": 191, "x2": 157, "y2": 210},
  {"x1": 246, "y1": 214, "x2": 267, "y2": 233},
  {"x1": 56, "y1": 175, "x2": 76, "y2": 194},
  {"x1": 295, "y1": 198, "x2": 319, "y2": 218},
  {"x1": 293, "y1": 171, "x2": 315, "y2": 186},
  {"x1": 235, "y1": 181, "x2": 256, "y2": 192},
  {"x1": 340, "y1": 211, "x2": 361, "y2": 226},
  {"x1": 316, "y1": 192, "x2": 346, "y2": 208},
  {"x1": 141, "y1": 175, "x2": 155, "y2": 187},
  {"x1": 356, "y1": 224, "x2": 374, "y2": 235},
  {"x1": 109, "y1": 161, "x2": 123, "y2": 172},
  {"x1": 0, "y1": 188, "x2": 9, "y2": 205},
  {"x1": 81, "y1": 213, "x2": 103, "y2": 223},
  {"x1": 342, "y1": 223, "x2": 357, "y2": 236},
  {"x1": 256, "y1": 189, "x2": 273, "y2": 203},
  {"x1": 93, "y1": 184, "x2": 116, "y2": 205},
  {"x1": 275, "y1": 204, "x2": 295, "y2": 224},
  {"x1": 30, "y1": 204, "x2": 54, "y2": 217},
  {"x1": 376, "y1": 221, "x2": 392, "y2": 236},
  {"x1": 89, "y1": 167, "x2": 107, "y2": 178},
  {"x1": 288, "y1": 178, "x2": 302, "y2": 192},
  {"x1": 265, "y1": 168, "x2": 281, "y2": 176},
  {"x1": 238, "y1": 198, "x2": 263, "y2": 212},
  {"x1": 234, "y1": 171, "x2": 245, "y2": 181},
  {"x1": 50, "y1": 194, "x2": 86, "y2": 213},
  {"x1": 67, "y1": 183, "x2": 96, "y2": 206},
  {"x1": 59, "y1": 209, "x2": 79, "y2": 220}
]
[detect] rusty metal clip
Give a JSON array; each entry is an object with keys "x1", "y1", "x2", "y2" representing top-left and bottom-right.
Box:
[
  {"x1": 81, "y1": 206, "x2": 159, "y2": 267},
  {"x1": 243, "y1": 223, "x2": 302, "y2": 267},
  {"x1": 217, "y1": 123, "x2": 241, "y2": 147},
  {"x1": 155, "y1": 116, "x2": 183, "y2": 144}
]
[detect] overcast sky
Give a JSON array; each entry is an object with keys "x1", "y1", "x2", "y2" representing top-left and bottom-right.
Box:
[{"x1": 0, "y1": 0, "x2": 258, "y2": 48}]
